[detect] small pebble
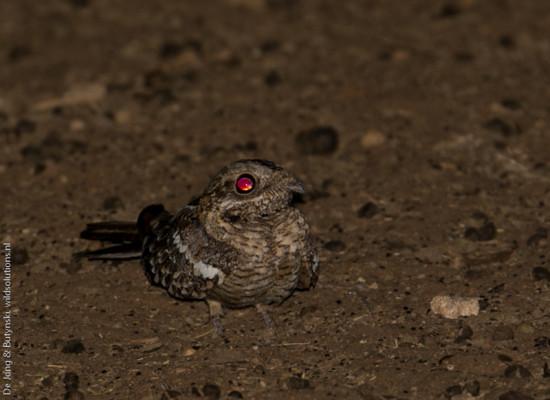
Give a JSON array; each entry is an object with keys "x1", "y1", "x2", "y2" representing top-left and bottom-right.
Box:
[
  {"x1": 430, "y1": 296, "x2": 480, "y2": 319},
  {"x1": 260, "y1": 40, "x2": 280, "y2": 53},
  {"x1": 286, "y1": 376, "x2": 310, "y2": 390},
  {"x1": 264, "y1": 70, "x2": 281, "y2": 86},
  {"x1": 492, "y1": 326, "x2": 514, "y2": 341},
  {"x1": 499, "y1": 391, "x2": 533, "y2": 400},
  {"x1": 299, "y1": 305, "x2": 318, "y2": 316},
  {"x1": 483, "y1": 118, "x2": 519, "y2": 136},
  {"x1": 517, "y1": 324, "x2": 534, "y2": 334},
  {"x1": 8, "y1": 44, "x2": 31, "y2": 62},
  {"x1": 164, "y1": 389, "x2": 182, "y2": 398},
  {"x1": 63, "y1": 372, "x2": 80, "y2": 390},
  {"x1": 526, "y1": 227, "x2": 547, "y2": 247},
  {"x1": 488, "y1": 283, "x2": 505, "y2": 294},
  {"x1": 464, "y1": 222, "x2": 496, "y2": 241},
  {"x1": 464, "y1": 269, "x2": 487, "y2": 280},
  {"x1": 190, "y1": 386, "x2": 201, "y2": 397},
  {"x1": 159, "y1": 41, "x2": 184, "y2": 60},
  {"x1": 21, "y1": 144, "x2": 44, "y2": 163},
  {"x1": 42, "y1": 375, "x2": 54, "y2": 387},
  {"x1": 455, "y1": 323, "x2": 473, "y2": 343},
  {"x1": 464, "y1": 380, "x2": 480, "y2": 396},
  {"x1": 12, "y1": 248, "x2": 29, "y2": 265},
  {"x1": 323, "y1": 240, "x2": 346, "y2": 252},
  {"x1": 111, "y1": 344, "x2": 124, "y2": 354},
  {"x1": 68, "y1": 0, "x2": 90, "y2": 8},
  {"x1": 501, "y1": 99, "x2": 521, "y2": 110},
  {"x1": 357, "y1": 202, "x2": 379, "y2": 219},
  {"x1": 451, "y1": 394, "x2": 475, "y2": 400},
  {"x1": 253, "y1": 365, "x2": 265, "y2": 374},
  {"x1": 140, "y1": 339, "x2": 162, "y2": 353},
  {"x1": 295, "y1": 126, "x2": 338, "y2": 155},
  {"x1": 478, "y1": 297, "x2": 489, "y2": 310},
  {"x1": 34, "y1": 83, "x2": 106, "y2": 111},
  {"x1": 416, "y1": 246, "x2": 446, "y2": 264},
  {"x1": 183, "y1": 348, "x2": 196, "y2": 356},
  {"x1": 503, "y1": 365, "x2": 531, "y2": 378},
  {"x1": 63, "y1": 389, "x2": 84, "y2": 400},
  {"x1": 360, "y1": 129, "x2": 386, "y2": 149},
  {"x1": 102, "y1": 196, "x2": 125, "y2": 211},
  {"x1": 444, "y1": 385, "x2": 463, "y2": 397},
  {"x1": 499, "y1": 35, "x2": 516, "y2": 49},
  {"x1": 14, "y1": 118, "x2": 36, "y2": 134},
  {"x1": 438, "y1": 4, "x2": 460, "y2": 18},
  {"x1": 115, "y1": 110, "x2": 131, "y2": 124},
  {"x1": 532, "y1": 267, "x2": 550, "y2": 281},
  {"x1": 59, "y1": 260, "x2": 82, "y2": 275},
  {"x1": 534, "y1": 336, "x2": 549, "y2": 347},
  {"x1": 214, "y1": 49, "x2": 241, "y2": 67},
  {"x1": 61, "y1": 339, "x2": 85, "y2": 354},
  {"x1": 70, "y1": 119, "x2": 86, "y2": 131},
  {"x1": 202, "y1": 383, "x2": 221, "y2": 399},
  {"x1": 454, "y1": 51, "x2": 474, "y2": 63}
]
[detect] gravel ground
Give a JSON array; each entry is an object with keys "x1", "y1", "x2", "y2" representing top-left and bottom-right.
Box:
[{"x1": 2, "y1": 1, "x2": 550, "y2": 399}]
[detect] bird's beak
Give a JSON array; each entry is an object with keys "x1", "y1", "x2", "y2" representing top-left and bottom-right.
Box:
[{"x1": 284, "y1": 176, "x2": 305, "y2": 194}]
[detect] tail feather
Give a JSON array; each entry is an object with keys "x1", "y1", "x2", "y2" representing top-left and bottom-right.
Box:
[
  {"x1": 78, "y1": 204, "x2": 168, "y2": 261},
  {"x1": 75, "y1": 243, "x2": 142, "y2": 260},
  {"x1": 80, "y1": 221, "x2": 139, "y2": 243}
]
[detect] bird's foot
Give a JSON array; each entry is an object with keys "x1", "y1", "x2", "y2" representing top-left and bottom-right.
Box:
[
  {"x1": 211, "y1": 314, "x2": 224, "y2": 335},
  {"x1": 207, "y1": 300, "x2": 224, "y2": 335},
  {"x1": 255, "y1": 304, "x2": 277, "y2": 329}
]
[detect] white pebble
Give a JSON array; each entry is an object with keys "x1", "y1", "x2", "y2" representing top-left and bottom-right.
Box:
[
  {"x1": 361, "y1": 129, "x2": 386, "y2": 149},
  {"x1": 430, "y1": 295, "x2": 479, "y2": 319}
]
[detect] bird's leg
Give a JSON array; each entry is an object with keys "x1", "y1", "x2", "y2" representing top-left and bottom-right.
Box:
[
  {"x1": 207, "y1": 300, "x2": 224, "y2": 334},
  {"x1": 255, "y1": 304, "x2": 277, "y2": 329}
]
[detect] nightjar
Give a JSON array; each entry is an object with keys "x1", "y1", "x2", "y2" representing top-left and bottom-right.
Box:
[{"x1": 80, "y1": 159, "x2": 319, "y2": 333}]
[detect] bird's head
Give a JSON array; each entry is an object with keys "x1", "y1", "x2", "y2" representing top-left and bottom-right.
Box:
[{"x1": 198, "y1": 159, "x2": 304, "y2": 224}]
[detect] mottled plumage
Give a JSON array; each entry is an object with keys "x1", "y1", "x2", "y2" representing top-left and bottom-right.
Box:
[{"x1": 80, "y1": 159, "x2": 318, "y2": 332}]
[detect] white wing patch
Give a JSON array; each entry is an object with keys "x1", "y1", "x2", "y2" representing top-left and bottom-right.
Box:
[
  {"x1": 193, "y1": 261, "x2": 220, "y2": 280},
  {"x1": 172, "y1": 231, "x2": 225, "y2": 285},
  {"x1": 312, "y1": 252, "x2": 319, "y2": 274}
]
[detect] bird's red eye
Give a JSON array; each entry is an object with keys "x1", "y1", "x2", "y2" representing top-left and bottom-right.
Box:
[{"x1": 236, "y1": 174, "x2": 255, "y2": 194}]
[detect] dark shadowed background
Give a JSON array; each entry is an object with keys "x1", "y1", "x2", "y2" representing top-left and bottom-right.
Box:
[{"x1": 2, "y1": 1, "x2": 550, "y2": 398}]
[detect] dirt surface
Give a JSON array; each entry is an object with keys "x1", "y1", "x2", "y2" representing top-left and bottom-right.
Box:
[{"x1": 2, "y1": 1, "x2": 550, "y2": 399}]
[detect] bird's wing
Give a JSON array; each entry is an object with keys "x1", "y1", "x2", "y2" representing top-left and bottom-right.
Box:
[
  {"x1": 143, "y1": 205, "x2": 238, "y2": 300},
  {"x1": 297, "y1": 233, "x2": 319, "y2": 289}
]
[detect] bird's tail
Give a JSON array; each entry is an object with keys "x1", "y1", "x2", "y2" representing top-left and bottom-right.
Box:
[{"x1": 77, "y1": 204, "x2": 168, "y2": 260}]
